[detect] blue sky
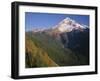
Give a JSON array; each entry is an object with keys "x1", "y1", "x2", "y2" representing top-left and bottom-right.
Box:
[{"x1": 25, "y1": 12, "x2": 89, "y2": 31}]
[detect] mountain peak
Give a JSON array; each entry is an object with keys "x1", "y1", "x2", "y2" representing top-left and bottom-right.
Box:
[
  {"x1": 63, "y1": 17, "x2": 75, "y2": 22},
  {"x1": 54, "y1": 17, "x2": 88, "y2": 33}
]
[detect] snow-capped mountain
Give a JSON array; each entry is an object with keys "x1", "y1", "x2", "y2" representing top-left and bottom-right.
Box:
[
  {"x1": 53, "y1": 17, "x2": 89, "y2": 33},
  {"x1": 32, "y1": 17, "x2": 89, "y2": 35}
]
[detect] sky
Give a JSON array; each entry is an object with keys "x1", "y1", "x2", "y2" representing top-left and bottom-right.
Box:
[{"x1": 25, "y1": 12, "x2": 89, "y2": 31}]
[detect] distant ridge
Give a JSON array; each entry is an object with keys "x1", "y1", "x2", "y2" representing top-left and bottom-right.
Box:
[{"x1": 31, "y1": 17, "x2": 89, "y2": 34}]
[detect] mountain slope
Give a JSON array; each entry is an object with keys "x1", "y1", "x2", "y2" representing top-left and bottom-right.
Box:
[
  {"x1": 26, "y1": 32, "x2": 88, "y2": 68},
  {"x1": 26, "y1": 34, "x2": 58, "y2": 68}
]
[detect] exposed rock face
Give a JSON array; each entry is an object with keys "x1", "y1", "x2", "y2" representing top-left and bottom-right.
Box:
[{"x1": 60, "y1": 28, "x2": 89, "y2": 56}]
